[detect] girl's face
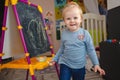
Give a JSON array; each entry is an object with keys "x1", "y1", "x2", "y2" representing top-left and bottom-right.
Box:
[{"x1": 63, "y1": 7, "x2": 82, "y2": 32}]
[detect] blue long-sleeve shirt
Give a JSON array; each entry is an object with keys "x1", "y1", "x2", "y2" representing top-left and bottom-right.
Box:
[{"x1": 53, "y1": 28, "x2": 99, "y2": 69}]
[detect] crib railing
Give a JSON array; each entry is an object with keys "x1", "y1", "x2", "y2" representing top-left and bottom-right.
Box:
[{"x1": 82, "y1": 13, "x2": 107, "y2": 47}]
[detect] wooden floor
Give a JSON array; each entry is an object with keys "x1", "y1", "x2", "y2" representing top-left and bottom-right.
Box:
[
  {"x1": 0, "y1": 67, "x2": 104, "y2": 80},
  {"x1": 0, "y1": 56, "x2": 104, "y2": 80}
]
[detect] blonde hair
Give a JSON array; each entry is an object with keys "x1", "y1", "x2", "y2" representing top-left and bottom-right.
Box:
[{"x1": 62, "y1": 2, "x2": 83, "y2": 18}]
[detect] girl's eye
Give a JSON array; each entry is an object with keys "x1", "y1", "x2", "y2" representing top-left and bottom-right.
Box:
[
  {"x1": 66, "y1": 18, "x2": 70, "y2": 20},
  {"x1": 74, "y1": 17, "x2": 78, "y2": 19}
]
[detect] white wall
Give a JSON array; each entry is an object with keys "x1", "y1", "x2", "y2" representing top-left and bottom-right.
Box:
[
  {"x1": 3, "y1": 5, "x2": 24, "y2": 59},
  {"x1": 107, "y1": 0, "x2": 120, "y2": 10}
]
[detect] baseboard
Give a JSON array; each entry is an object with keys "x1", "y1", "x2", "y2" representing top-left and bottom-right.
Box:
[{"x1": 1, "y1": 57, "x2": 13, "y2": 64}]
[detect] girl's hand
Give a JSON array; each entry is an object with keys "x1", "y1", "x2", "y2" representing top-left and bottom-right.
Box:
[
  {"x1": 93, "y1": 65, "x2": 105, "y2": 76},
  {"x1": 48, "y1": 60, "x2": 56, "y2": 66}
]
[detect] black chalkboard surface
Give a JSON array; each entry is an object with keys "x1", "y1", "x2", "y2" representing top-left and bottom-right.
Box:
[
  {"x1": 0, "y1": 0, "x2": 5, "y2": 38},
  {"x1": 16, "y1": 2, "x2": 50, "y2": 57}
]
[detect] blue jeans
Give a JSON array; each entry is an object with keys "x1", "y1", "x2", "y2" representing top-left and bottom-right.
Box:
[{"x1": 59, "y1": 64, "x2": 86, "y2": 80}]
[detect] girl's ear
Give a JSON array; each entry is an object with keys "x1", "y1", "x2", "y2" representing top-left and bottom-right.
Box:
[{"x1": 81, "y1": 15, "x2": 83, "y2": 20}]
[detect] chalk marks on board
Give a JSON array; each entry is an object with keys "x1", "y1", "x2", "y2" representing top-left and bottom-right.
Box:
[{"x1": 16, "y1": 2, "x2": 50, "y2": 57}]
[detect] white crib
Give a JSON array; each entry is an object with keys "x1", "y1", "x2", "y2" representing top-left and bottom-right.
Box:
[{"x1": 60, "y1": 13, "x2": 107, "y2": 47}]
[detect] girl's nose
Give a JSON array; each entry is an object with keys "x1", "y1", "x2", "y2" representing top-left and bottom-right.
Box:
[{"x1": 70, "y1": 19, "x2": 74, "y2": 22}]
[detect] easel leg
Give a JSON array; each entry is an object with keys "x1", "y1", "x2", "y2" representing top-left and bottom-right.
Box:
[
  {"x1": 31, "y1": 75, "x2": 36, "y2": 80},
  {"x1": 25, "y1": 69, "x2": 29, "y2": 80},
  {"x1": 26, "y1": 69, "x2": 36, "y2": 80},
  {"x1": 11, "y1": 1, "x2": 37, "y2": 80}
]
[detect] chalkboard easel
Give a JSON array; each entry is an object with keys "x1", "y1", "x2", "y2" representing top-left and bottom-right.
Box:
[{"x1": 0, "y1": 0, "x2": 59, "y2": 80}]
